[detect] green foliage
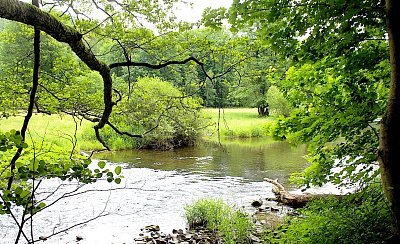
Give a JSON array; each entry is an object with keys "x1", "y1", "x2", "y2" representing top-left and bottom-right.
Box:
[
  {"x1": 262, "y1": 185, "x2": 393, "y2": 243},
  {"x1": 104, "y1": 76, "x2": 207, "y2": 149},
  {"x1": 0, "y1": 20, "x2": 104, "y2": 117},
  {"x1": 0, "y1": 129, "x2": 123, "y2": 215},
  {"x1": 266, "y1": 86, "x2": 292, "y2": 117},
  {"x1": 184, "y1": 198, "x2": 254, "y2": 244},
  {"x1": 227, "y1": 0, "x2": 390, "y2": 188}
]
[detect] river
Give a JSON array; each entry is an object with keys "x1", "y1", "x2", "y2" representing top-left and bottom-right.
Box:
[{"x1": 1, "y1": 138, "x2": 308, "y2": 244}]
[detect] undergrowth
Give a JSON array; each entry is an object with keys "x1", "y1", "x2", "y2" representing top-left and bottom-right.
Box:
[
  {"x1": 262, "y1": 185, "x2": 394, "y2": 243},
  {"x1": 184, "y1": 198, "x2": 254, "y2": 243}
]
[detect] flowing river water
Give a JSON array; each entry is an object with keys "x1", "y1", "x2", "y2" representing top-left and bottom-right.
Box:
[{"x1": 1, "y1": 138, "x2": 310, "y2": 243}]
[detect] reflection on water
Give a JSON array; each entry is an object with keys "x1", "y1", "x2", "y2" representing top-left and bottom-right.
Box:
[
  {"x1": 99, "y1": 139, "x2": 308, "y2": 186},
  {"x1": 0, "y1": 138, "x2": 308, "y2": 243}
]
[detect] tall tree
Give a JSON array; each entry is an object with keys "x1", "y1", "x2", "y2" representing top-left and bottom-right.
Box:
[
  {"x1": 0, "y1": 1, "x2": 215, "y2": 242},
  {"x1": 378, "y1": 0, "x2": 400, "y2": 236},
  {"x1": 224, "y1": 0, "x2": 400, "y2": 236}
]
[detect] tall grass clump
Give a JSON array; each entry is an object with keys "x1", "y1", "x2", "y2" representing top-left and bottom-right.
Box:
[
  {"x1": 262, "y1": 185, "x2": 394, "y2": 243},
  {"x1": 184, "y1": 198, "x2": 254, "y2": 243}
]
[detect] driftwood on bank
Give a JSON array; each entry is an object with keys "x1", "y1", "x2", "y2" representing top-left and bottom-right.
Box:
[{"x1": 264, "y1": 178, "x2": 343, "y2": 208}]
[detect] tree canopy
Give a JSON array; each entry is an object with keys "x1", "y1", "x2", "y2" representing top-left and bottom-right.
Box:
[{"x1": 1, "y1": 0, "x2": 400, "y2": 241}]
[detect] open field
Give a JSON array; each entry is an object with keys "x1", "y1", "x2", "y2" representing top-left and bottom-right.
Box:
[
  {"x1": 0, "y1": 113, "x2": 103, "y2": 151},
  {"x1": 202, "y1": 108, "x2": 274, "y2": 139},
  {"x1": 0, "y1": 108, "x2": 274, "y2": 151}
]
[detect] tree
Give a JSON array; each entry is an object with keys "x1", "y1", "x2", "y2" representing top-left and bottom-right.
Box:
[
  {"x1": 378, "y1": 0, "x2": 400, "y2": 237},
  {"x1": 106, "y1": 76, "x2": 206, "y2": 149},
  {"x1": 225, "y1": 0, "x2": 400, "y2": 237},
  {"x1": 0, "y1": 0, "x2": 220, "y2": 242}
]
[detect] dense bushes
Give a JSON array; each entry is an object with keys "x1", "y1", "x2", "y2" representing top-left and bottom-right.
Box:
[
  {"x1": 88, "y1": 76, "x2": 208, "y2": 150},
  {"x1": 262, "y1": 185, "x2": 394, "y2": 243}
]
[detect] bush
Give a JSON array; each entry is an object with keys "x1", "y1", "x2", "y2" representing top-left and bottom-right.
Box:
[
  {"x1": 262, "y1": 185, "x2": 394, "y2": 243},
  {"x1": 87, "y1": 76, "x2": 208, "y2": 150},
  {"x1": 266, "y1": 86, "x2": 292, "y2": 117},
  {"x1": 184, "y1": 198, "x2": 254, "y2": 243}
]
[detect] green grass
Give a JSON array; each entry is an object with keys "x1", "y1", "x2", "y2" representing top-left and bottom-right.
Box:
[
  {"x1": 185, "y1": 198, "x2": 254, "y2": 244},
  {"x1": 262, "y1": 186, "x2": 393, "y2": 243},
  {"x1": 0, "y1": 113, "x2": 104, "y2": 151},
  {"x1": 0, "y1": 108, "x2": 275, "y2": 151},
  {"x1": 202, "y1": 108, "x2": 275, "y2": 139}
]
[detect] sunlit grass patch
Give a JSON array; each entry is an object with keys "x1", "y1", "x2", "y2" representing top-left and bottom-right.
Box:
[
  {"x1": 185, "y1": 198, "x2": 254, "y2": 243},
  {"x1": 0, "y1": 113, "x2": 103, "y2": 151},
  {"x1": 202, "y1": 108, "x2": 274, "y2": 139}
]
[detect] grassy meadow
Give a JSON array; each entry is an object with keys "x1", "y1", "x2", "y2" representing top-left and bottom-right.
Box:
[
  {"x1": 202, "y1": 108, "x2": 274, "y2": 140},
  {"x1": 0, "y1": 113, "x2": 103, "y2": 151},
  {"x1": 0, "y1": 108, "x2": 274, "y2": 152}
]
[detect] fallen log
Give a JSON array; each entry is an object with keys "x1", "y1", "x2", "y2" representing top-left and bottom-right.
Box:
[{"x1": 264, "y1": 178, "x2": 343, "y2": 208}]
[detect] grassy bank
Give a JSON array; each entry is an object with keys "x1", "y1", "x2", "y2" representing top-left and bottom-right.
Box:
[
  {"x1": 0, "y1": 108, "x2": 275, "y2": 151},
  {"x1": 202, "y1": 108, "x2": 274, "y2": 140},
  {"x1": 0, "y1": 113, "x2": 104, "y2": 151}
]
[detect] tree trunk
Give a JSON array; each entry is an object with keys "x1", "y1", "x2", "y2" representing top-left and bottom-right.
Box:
[
  {"x1": 258, "y1": 105, "x2": 269, "y2": 116},
  {"x1": 378, "y1": 0, "x2": 400, "y2": 237},
  {"x1": 264, "y1": 178, "x2": 343, "y2": 208}
]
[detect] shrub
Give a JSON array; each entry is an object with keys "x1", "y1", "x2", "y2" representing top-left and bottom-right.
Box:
[
  {"x1": 184, "y1": 198, "x2": 254, "y2": 243},
  {"x1": 266, "y1": 86, "x2": 292, "y2": 117},
  {"x1": 85, "y1": 76, "x2": 208, "y2": 150},
  {"x1": 262, "y1": 185, "x2": 394, "y2": 243}
]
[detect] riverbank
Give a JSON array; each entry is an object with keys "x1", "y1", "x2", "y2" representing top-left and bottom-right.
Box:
[
  {"x1": 131, "y1": 197, "x2": 288, "y2": 244},
  {"x1": 0, "y1": 108, "x2": 275, "y2": 152}
]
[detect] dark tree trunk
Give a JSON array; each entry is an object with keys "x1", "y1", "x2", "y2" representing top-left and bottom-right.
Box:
[
  {"x1": 257, "y1": 105, "x2": 269, "y2": 116},
  {"x1": 378, "y1": 0, "x2": 400, "y2": 237}
]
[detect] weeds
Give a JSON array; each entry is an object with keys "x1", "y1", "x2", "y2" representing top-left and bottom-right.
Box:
[{"x1": 184, "y1": 198, "x2": 254, "y2": 243}]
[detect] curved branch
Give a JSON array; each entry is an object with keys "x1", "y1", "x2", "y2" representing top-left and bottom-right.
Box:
[
  {"x1": 0, "y1": 0, "x2": 114, "y2": 148},
  {"x1": 110, "y1": 57, "x2": 207, "y2": 74}
]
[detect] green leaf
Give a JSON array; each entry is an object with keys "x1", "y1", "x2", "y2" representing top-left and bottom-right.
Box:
[
  {"x1": 98, "y1": 161, "x2": 106, "y2": 169},
  {"x1": 37, "y1": 202, "x2": 46, "y2": 209},
  {"x1": 115, "y1": 178, "x2": 121, "y2": 184},
  {"x1": 115, "y1": 166, "x2": 122, "y2": 175},
  {"x1": 14, "y1": 187, "x2": 23, "y2": 195}
]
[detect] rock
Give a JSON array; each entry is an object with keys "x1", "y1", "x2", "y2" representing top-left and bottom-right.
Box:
[
  {"x1": 145, "y1": 225, "x2": 160, "y2": 232},
  {"x1": 251, "y1": 234, "x2": 261, "y2": 243},
  {"x1": 177, "y1": 229, "x2": 184, "y2": 234},
  {"x1": 251, "y1": 199, "x2": 263, "y2": 207},
  {"x1": 271, "y1": 207, "x2": 280, "y2": 212}
]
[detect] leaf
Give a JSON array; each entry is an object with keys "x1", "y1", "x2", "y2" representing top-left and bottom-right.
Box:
[
  {"x1": 14, "y1": 186, "x2": 23, "y2": 195},
  {"x1": 37, "y1": 202, "x2": 46, "y2": 209},
  {"x1": 115, "y1": 178, "x2": 121, "y2": 184},
  {"x1": 115, "y1": 166, "x2": 122, "y2": 175},
  {"x1": 97, "y1": 161, "x2": 106, "y2": 169}
]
